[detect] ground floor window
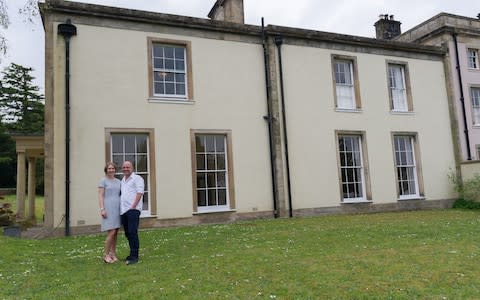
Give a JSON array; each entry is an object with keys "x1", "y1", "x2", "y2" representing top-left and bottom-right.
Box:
[
  {"x1": 393, "y1": 135, "x2": 421, "y2": 199},
  {"x1": 106, "y1": 129, "x2": 155, "y2": 216},
  {"x1": 337, "y1": 134, "x2": 369, "y2": 202},
  {"x1": 191, "y1": 130, "x2": 235, "y2": 213}
]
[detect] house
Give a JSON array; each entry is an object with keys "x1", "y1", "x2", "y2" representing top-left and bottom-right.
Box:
[
  {"x1": 36, "y1": 0, "x2": 457, "y2": 235},
  {"x1": 396, "y1": 13, "x2": 480, "y2": 179}
]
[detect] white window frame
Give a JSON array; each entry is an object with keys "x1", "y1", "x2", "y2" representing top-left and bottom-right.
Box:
[
  {"x1": 111, "y1": 133, "x2": 151, "y2": 217},
  {"x1": 334, "y1": 60, "x2": 356, "y2": 110},
  {"x1": 388, "y1": 64, "x2": 408, "y2": 112},
  {"x1": 152, "y1": 44, "x2": 188, "y2": 99},
  {"x1": 194, "y1": 134, "x2": 230, "y2": 213},
  {"x1": 394, "y1": 135, "x2": 420, "y2": 200},
  {"x1": 468, "y1": 49, "x2": 479, "y2": 70},
  {"x1": 338, "y1": 135, "x2": 367, "y2": 202},
  {"x1": 471, "y1": 87, "x2": 480, "y2": 126}
]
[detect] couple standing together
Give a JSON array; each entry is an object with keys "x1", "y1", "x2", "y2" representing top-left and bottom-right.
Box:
[{"x1": 98, "y1": 161, "x2": 144, "y2": 265}]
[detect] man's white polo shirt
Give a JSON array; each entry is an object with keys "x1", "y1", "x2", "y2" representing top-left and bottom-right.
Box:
[{"x1": 120, "y1": 172, "x2": 144, "y2": 215}]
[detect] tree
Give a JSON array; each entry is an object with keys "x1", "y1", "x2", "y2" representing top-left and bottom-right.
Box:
[
  {"x1": 0, "y1": 0, "x2": 38, "y2": 57},
  {"x1": 0, "y1": 62, "x2": 44, "y2": 133}
]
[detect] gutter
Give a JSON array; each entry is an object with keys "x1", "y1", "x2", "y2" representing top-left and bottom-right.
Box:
[{"x1": 58, "y1": 19, "x2": 77, "y2": 236}]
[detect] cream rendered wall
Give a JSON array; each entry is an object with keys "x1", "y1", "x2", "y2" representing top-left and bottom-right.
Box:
[
  {"x1": 53, "y1": 24, "x2": 272, "y2": 226},
  {"x1": 280, "y1": 45, "x2": 456, "y2": 209}
]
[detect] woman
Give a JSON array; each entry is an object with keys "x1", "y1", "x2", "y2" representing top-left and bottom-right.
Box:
[{"x1": 98, "y1": 162, "x2": 121, "y2": 263}]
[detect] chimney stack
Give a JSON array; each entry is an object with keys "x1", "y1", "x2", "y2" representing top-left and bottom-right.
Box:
[
  {"x1": 208, "y1": 0, "x2": 245, "y2": 24},
  {"x1": 374, "y1": 14, "x2": 402, "y2": 40}
]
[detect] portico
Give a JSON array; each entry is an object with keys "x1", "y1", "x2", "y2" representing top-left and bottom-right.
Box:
[{"x1": 12, "y1": 134, "x2": 44, "y2": 222}]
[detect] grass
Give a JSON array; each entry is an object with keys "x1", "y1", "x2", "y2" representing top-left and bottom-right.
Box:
[
  {"x1": 1, "y1": 209, "x2": 479, "y2": 299},
  {"x1": 1, "y1": 194, "x2": 44, "y2": 224}
]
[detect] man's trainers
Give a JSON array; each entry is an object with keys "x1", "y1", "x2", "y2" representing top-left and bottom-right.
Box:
[
  {"x1": 126, "y1": 258, "x2": 138, "y2": 265},
  {"x1": 124, "y1": 256, "x2": 132, "y2": 262}
]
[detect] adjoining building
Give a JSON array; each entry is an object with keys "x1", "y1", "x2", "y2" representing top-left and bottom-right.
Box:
[
  {"x1": 396, "y1": 13, "x2": 480, "y2": 179},
  {"x1": 37, "y1": 0, "x2": 457, "y2": 235}
]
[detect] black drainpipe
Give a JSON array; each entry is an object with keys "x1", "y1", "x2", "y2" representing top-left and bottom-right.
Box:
[
  {"x1": 274, "y1": 36, "x2": 293, "y2": 218},
  {"x1": 58, "y1": 19, "x2": 77, "y2": 236},
  {"x1": 261, "y1": 18, "x2": 279, "y2": 218},
  {"x1": 452, "y1": 32, "x2": 472, "y2": 161}
]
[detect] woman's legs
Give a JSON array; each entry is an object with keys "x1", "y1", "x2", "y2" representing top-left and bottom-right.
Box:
[
  {"x1": 109, "y1": 228, "x2": 119, "y2": 261},
  {"x1": 103, "y1": 229, "x2": 117, "y2": 262}
]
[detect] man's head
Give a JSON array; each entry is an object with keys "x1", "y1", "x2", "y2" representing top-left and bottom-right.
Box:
[{"x1": 122, "y1": 161, "x2": 133, "y2": 178}]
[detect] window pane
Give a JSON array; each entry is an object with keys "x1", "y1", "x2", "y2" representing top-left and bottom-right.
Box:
[
  {"x1": 112, "y1": 136, "x2": 123, "y2": 153},
  {"x1": 196, "y1": 154, "x2": 205, "y2": 170},
  {"x1": 137, "y1": 155, "x2": 148, "y2": 172},
  {"x1": 196, "y1": 136, "x2": 205, "y2": 152},
  {"x1": 164, "y1": 47, "x2": 174, "y2": 58},
  {"x1": 208, "y1": 189, "x2": 217, "y2": 206},
  {"x1": 197, "y1": 190, "x2": 206, "y2": 207},
  {"x1": 153, "y1": 45, "x2": 163, "y2": 58},
  {"x1": 174, "y1": 47, "x2": 185, "y2": 59},
  {"x1": 154, "y1": 58, "x2": 164, "y2": 69},
  {"x1": 197, "y1": 173, "x2": 206, "y2": 188},
  {"x1": 176, "y1": 84, "x2": 185, "y2": 95},
  {"x1": 206, "y1": 154, "x2": 216, "y2": 170},
  {"x1": 207, "y1": 172, "x2": 216, "y2": 188},
  {"x1": 205, "y1": 136, "x2": 215, "y2": 152},
  {"x1": 216, "y1": 154, "x2": 225, "y2": 170},
  {"x1": 124, "y1": 136, "x2": 135, "y2": 153},
  {"x1": 165, "y1": 83, "x2": 175, "y2": 94},
  {"x1": 136, "y1": 135, "x2": 148, "y2": 153},
  {"x1": 175, "y1": 59, "x2": 185, "y2": 71},
  {"x1": 218, "y1": 189, "x2": 227, "y2": 205},
  {"x1": 165, "y1": 59, "x2": 174, "y2": 70},
  {"x1": 215, "y1": 136, "x2": 225, "y2": 152},
  {"x1": 217, "y1": 172, "x2": 226, "y2": 187},
  {"x1": 142, "y1": 192, "x2": 149, "y2": 210},
  {"x1": 163, "y1": 72, "x2": 174, "y2": 82},
  {"x1": 175, "y1": 73, "x2": 185, "y2": 83}
]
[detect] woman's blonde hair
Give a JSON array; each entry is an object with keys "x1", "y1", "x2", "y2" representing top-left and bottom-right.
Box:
[{"x1": 104, "y1": 162, "x2": 117, "y2": 174}]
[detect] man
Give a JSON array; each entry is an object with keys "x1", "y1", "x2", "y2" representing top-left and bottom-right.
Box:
[{"x1": 120, "y1": 161, "x2": 144, "y2": 265}]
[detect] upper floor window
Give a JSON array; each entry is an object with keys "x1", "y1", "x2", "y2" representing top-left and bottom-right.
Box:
[
  {"x1": 468, "y1": 49, "x2": 479, "y2": 69},
  {"x1": 148, "y1": 38, "x2": 193, "y2": 101},
  {"x1": 471, "y1": 87, "x2": 480, "y2": 126},
  {"x1": 332, "y1": 55, "x2": 361, "y2": 110},
  {"x1": 387, "y1": 62, "x2": 412, "y2": 112}
]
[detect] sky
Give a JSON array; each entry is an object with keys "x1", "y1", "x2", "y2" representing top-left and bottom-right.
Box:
[{"x1": 1, "y1": 0, "x2": 479, "y2": 92}]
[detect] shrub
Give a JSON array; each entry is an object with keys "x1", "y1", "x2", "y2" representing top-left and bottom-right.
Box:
[
  {"x1": 452, "y1": 198, "x2": 480, "y2": 209},
  {"x1": 0, "y1": 202, "x2": 16, "y2": 226}
]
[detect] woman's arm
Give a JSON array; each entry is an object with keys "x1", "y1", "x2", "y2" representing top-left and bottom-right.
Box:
[{"x1": 98, "y1": 187, "x2": 107, "y2": 218}]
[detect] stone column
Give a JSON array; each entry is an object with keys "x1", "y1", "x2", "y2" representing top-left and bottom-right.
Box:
[
  {"x1": 28, "y1": 156, "x2": 37, "y2": 222},
  {"x1": 16, "y1": 151, "x2": 26, "y2": 220}
]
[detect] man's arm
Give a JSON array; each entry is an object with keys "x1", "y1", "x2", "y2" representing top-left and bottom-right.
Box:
[{"x1": 131, "y1": 192, "x2": 143, "y2": 210}]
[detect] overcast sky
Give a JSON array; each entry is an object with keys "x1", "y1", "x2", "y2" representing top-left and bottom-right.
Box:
[{"x1": 2, "y1": 0, "x2": 478, "y2": 92}]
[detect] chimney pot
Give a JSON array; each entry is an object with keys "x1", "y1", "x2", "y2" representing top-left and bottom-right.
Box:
[{"x1": 374, "y1": 14, "x2": 402, "y2": 40}]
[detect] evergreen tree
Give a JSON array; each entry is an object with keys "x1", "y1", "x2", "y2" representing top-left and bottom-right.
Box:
[{"x1": 0, "y1": 62, "x2": 44, "y2": 133}]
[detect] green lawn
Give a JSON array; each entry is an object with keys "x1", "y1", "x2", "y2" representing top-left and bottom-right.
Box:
[
  {"x1": 1, "y1": 194, "x2": 44, "y2": 223},
  {"x1": 1, "y1": 209, "x2": 479, "y2": 299}
]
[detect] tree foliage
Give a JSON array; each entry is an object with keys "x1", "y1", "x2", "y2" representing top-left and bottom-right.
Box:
[
  {"x1": 0, "y1": 63, "x2": 44, "y2": 189},
  {"x1": 0, "y1": 62, "x2": 44, "y2": 133},
  {"x1": 0, "y1": 0, "x2": 39, "y2": 57}
]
